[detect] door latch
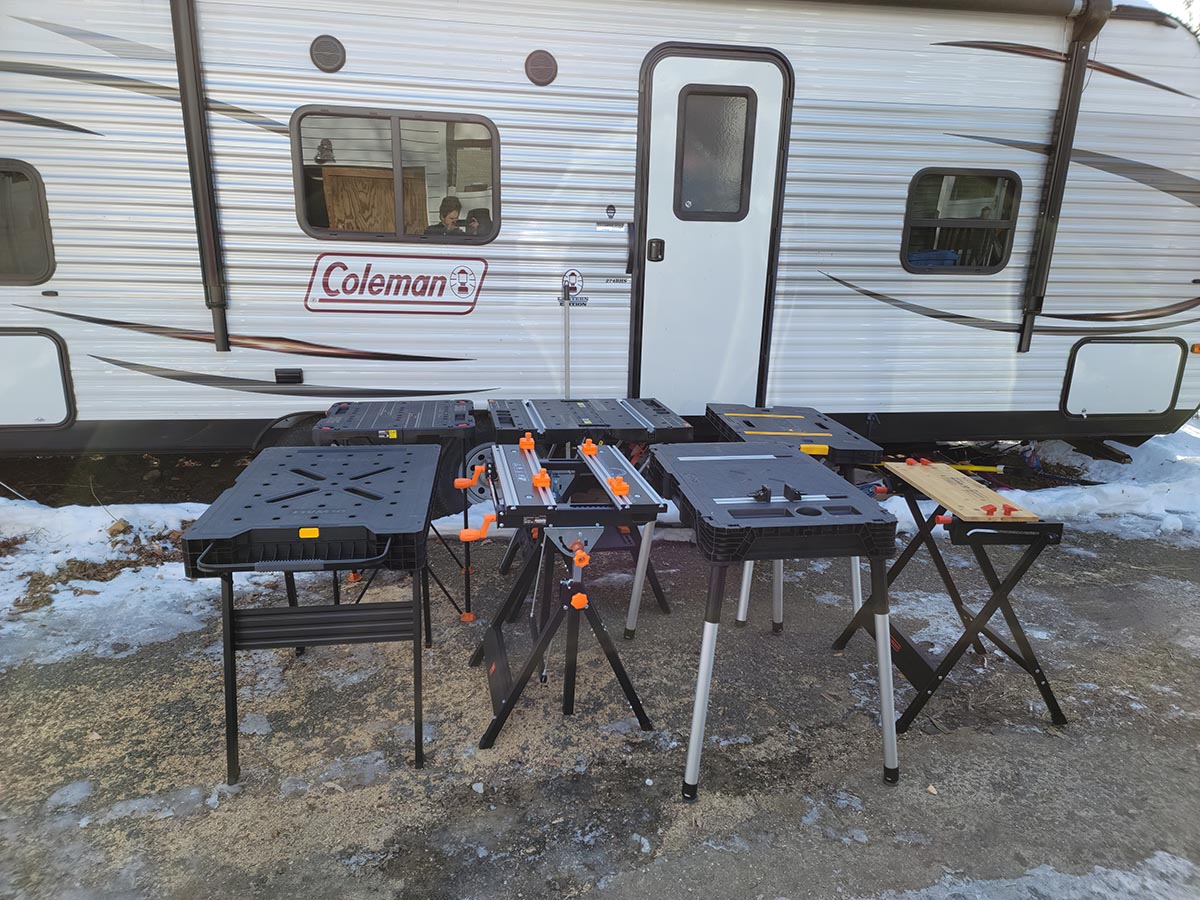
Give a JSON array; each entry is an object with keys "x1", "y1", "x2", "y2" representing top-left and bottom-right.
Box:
[{"x1": 647, "y1": 238, "x2": 665, "y2": 262}]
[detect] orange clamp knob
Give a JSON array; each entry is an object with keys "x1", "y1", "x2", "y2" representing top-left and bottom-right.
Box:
[
  {"x1": 459, "y1": 611, "x2": 477, "y2": 623},
  {"x1": 1002, "y1": 503, "x2": 1019, "y2": 517},
  {"x1": 532, "y1": 467, "x2": 551, "y2": 489},
  {"x1": 919, "y1": 458, "x2": 933, "y2": 466},
  {"x1": 980, "y1": 504, "x2": 997, "y2": 516},
  {"x1": 453, "y1": 464, "x2": 487, "y2": 490},
  {"x1": 347, "y1": 571, "x2": 363, "y2": 583},
  {"x1": 580, "y1": 439, "x2": 598, "y2": 456},
  {"x1": 518, "y1": 431, "x2": 535, "y2": 451},
  {"x1": 573, "y1": 549, "x2": 591, "y2": 568},
  {"x1": 873, "y1": 485, "x2": 888, "y2": 496},
  {"x1": 459, "y1": 513, "x2": 497, "y2": 543},
  {"x1": 570, "y1": 592, "x2": 589, "y2": 610},
  {"x1": 935, "y1": 514, "x2": 952, "y2": 525},
  {"x1": 607, "y1": 476, "x2": 630, "y2": 497},
  {"x1": 905, "y1": 457, "x2": 918, "y2": 466}
]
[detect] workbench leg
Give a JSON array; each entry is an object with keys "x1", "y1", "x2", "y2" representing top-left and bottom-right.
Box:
[
  {"x1": 772, "y1": 559, "x2": 784, "y2": 633},
  {"x1": 624, "y1": 521, "x2": 656, "y2": 640},
  {"x1": 412, "y1": 570, "x2": 424, "y2": 768},
  {"x1": 849, "y1": 557, "x2": 863, "y2": 613},
  {"x1": 220, "y1": 574, "x2": 240, "y2": 786},
  {"x1": 683, "y1": 565, "x2": 727, "y2": 803},
  {"x1": 422, "y1": 566, "x2": 433, "y2": 649},
  {"x1": 462, "y1": 435, "x2": 473, "y2": 616},
  {"x1": 284, "y1": 572, "x2": 304, "y2": 656},
  {"x1": 734, "y1": 561, "x2": 754, "y2": 627},
  {"x1": 469, "y1": 548, "x2": 542, "y2": 668},
  {"x1": 563, "y1": 603, "x2": 580, "y2": 715},
  {"x1": 498, "y1": 529, "x2": 523, "y2": 576},
  {"x1": 870, "y1": 559, "x2": 900, "y2": 785},
  {"x1": 586, "y1": 601, "x2": 652, "y2": 731}
]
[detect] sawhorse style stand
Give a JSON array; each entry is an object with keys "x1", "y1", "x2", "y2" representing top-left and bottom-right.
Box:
[
  {"x1": 834, "y1": 459, "x2": 1067, "y2": 732},
  {"x1": 182, "y1": 446, "x2": 439, "y2": 783},
  {"x1": 463, "y1": 435, "x2": 666, "y2": 748},
  {"x1": 647, "y1": 442, "x2": 900, "y2": 800}
]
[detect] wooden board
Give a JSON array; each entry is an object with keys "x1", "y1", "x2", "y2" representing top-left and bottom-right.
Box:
[
  {"x1": 322, "y1": 165, "x2": 395, "y2": 232},
  {"x1": 882, "y1": 461, "x2": 1039, "y2": 523}
]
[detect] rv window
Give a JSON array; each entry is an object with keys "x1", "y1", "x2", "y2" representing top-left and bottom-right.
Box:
[
  {"x1": 0, "y1": 160, "x2": 55, "y2": 285},
  {"x1": 901, "y1": 169, "x2": 1021, "y2": 274},
  {"x1": 291, "y1": 106, "x2": 499, "y2": 243},
  {"x1": 674, "y1": 86, "x2": 756, "y2": 222}
]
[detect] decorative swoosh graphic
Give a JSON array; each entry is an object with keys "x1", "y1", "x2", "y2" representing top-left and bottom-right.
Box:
[
  {"x1": 821, "y1": 273, "x2": 1200, "y2": 336},
  {"x1": 18, "y1": 306, "x2": 472, "y2": 362},
  {"x1": 1041, "y1": 297, "x2": 1200, "y2": 322},
  {"x1": 951, "y1": 133, "x2": 1200, "y2": 210},
  {"x1": 0, "y1": 108, "x2": 99, "y2": 135},
  {"x1": 0, "y1": 60, "x2": 288, "y2": 135},
  {"x1": 12, "y1": 16, "x2": 174, "y2": 61},
  {"x1": 936, "y1": 41, "x2": 1198, "y2": 100},
  {"x1": 92, "y1": 356, "x2": 493, "y2": 398}
]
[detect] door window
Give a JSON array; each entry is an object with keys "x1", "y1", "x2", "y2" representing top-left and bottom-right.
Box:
[{"x1": 673, "y1": 86, "x2": 757, "y2": 221}]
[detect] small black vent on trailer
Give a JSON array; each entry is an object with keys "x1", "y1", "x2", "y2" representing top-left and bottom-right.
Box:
[
  {"x1": 524, "y1": 50, "x2": 558, "y2": 86},
  {"x1": 310, "y1": 35, "x2": 346, "y2": 73}
]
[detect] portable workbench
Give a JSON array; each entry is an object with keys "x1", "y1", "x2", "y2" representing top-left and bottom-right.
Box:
[
  {"x1": 183, "y1": 445, "x2": 439, "y2": 783},
  {"x1": 463, "y1": 435, "x2": 666, "y2": 749},
  {"x1": 834, "y1": 459, "x2": 1067, "y2": 732},
  {"x1": 647, "y1": 442, "x2": 900, "y2": 799},
  {"x1": 488, "y1": 397, "x2": 692, "y2": 445}
]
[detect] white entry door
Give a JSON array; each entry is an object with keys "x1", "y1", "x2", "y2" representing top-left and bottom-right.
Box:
[{"x1": 633, "y1": 46, "x2": 792, "y2": 415}]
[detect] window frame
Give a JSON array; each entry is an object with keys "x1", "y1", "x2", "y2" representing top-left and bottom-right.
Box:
[
  {"x1": 900, "y1": 167, "x2": 1022, "y2": 275},
  {"x1": 672, "y1": 84, "x2": 757, "y2": 223},
  {"x1": 289, "y1": 104, "x2": 501, "y2": 245},
  {"x1": 0, "y1": 159, "x2": 56, "y2": 285}
]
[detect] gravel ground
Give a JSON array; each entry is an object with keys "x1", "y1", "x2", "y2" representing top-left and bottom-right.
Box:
[{"x1": 2, "y1": 505, "x2": 1199, "y2": 899}]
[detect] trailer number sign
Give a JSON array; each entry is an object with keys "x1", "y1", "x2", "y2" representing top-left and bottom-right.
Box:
[{"x1": 304, "y1": 253, "x2": 487, "y2": 315}]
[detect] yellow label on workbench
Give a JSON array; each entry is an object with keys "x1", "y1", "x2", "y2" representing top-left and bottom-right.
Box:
[
  {"x1": 388, "y1": 430, "x2": 398, "y2": 439},
  {"x1": 298, "y1": 527, "x2": 320, "y2": 539}
]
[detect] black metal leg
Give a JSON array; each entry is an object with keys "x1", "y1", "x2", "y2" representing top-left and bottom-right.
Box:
[
  {"x1": 220, "y1": 574, "x2": 240, "y2": 786},
  {"x1": 462, "y1": 435, "x2": 473, "y2": 616},
  {"x1": 563, "y1": 603, "x2": 580, "y2": 715},
  {"x1": 906, "y1": 497, "x2": 985, "y2": 656},
  {"x1": 412, "y1": 569, "x2": 424, "y2": 767},
  {"x1": 479, "y1": 602, "x2": 567, "y2": 749},
  {"x1": 470, "y1": 548, "x2": 542, "y2": 668},
  {"x1": 584, "y1": 601, "x2": 652, "y2": 731},
  {"x1": 284, "y1": 572, "x2": 305, "y2": 656},
  {"x1": 646, "y1": 562, "x2": 671, "y2": 614},
  {"x1": 535, "y1": 546, "x2": 555, "y2": 683},
  {"x1": 498, "y1": 529, "x2": 524, "y2": 576},
  {"x1": 331, "y1": 571, "x2": 341, "y2": 606},
  {"x1": 422, "y1": 566, "x2": 433, "y2": 649}
]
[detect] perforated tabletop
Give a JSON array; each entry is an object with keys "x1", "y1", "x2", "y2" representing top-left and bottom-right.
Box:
[
  {"x1": 312, "y1": 400, "x2": 476, "y2": 445},
  {"x1": 488, "y1": 398, "x2": 692, "y2": 444},
  {"x1": 648, "y1": 442, "x2": 897, "y2": 563},
  {"x1": 706, "y1": 404, "x2": 883, "y2": 466},
  {"x1": 183, "y1": 446, "x2": 440, "y2": 577}
]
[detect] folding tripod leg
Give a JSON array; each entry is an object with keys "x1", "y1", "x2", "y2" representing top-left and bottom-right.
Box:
[
  {"x1": 498, "y1": 529, "x2": 524, "y2": 576},
  {"x1": 683, "y1": 565, "x2": 727, "y2": 802},
  {"x1": 584, "y1": 601, "x2": 652, "y2": 731},
  {"x1": 479, "y1": 602, "x2": 567, "y2": 749},
  {"x1": 421, "y1": 566, "x2": 433, "y2": 649},
  {"x1": 469, "y1": 548, "x2": 542, "y2": 668},
  {"x1": 624, "y1": 521, "x2": 656, "y2": 639},
  {"x1": 563, "y1": 604, "x2": 580, "y2": 715}
]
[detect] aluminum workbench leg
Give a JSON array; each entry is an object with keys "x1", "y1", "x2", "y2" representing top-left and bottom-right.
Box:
[
  {"x1": 624, "y1": 521, "x2": 655, "y2": 640},
  {"x1": 849, "y1": 556, "x2": 863, "y2": 613},
  {"x1": 682, "y1": 565, "x2": 728, "y2": 803},
  {"x1": 734, "y1": 561, "x2": 754, "y2": 627},
  {"x1": 772, "y1": 559, "x2": 784, "y2": 634},
  {"x1": 871, "y1": 558, "x2": 899, "y2": 784}
]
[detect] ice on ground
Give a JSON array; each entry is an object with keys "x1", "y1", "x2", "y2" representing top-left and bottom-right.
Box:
[
  {"x1": 45, "y1": 780, "x2": 93, "y2": 810},
  {"x1": 852, "y1": 850, "x2": 1198, "y2": 899},
  {"x1": 99, "y1": 786, "x2": 207, "y2": 823}
]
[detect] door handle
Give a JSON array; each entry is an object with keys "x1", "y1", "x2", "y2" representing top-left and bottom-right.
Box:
[{"x1": 647, "y1": 238, "x2": 665, "y2": 262}]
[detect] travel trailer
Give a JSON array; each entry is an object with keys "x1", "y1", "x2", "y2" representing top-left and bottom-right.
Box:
[{"x1": 1, "y1": 0, "x2": 1198, "y2": 457}]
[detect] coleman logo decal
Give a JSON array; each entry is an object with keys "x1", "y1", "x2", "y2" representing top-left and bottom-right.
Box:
[{"x1": 305, "y1": 253, "x2": 487, "y2": 315}]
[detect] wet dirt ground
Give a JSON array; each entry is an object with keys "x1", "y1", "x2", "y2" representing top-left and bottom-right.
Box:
[{"x1": 2, "y1": 511, "x2": 1199, "y2": 897}]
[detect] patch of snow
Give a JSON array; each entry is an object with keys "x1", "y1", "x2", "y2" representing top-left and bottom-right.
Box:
[
  {"x1": 852, "y1": 851, "x2": 1198, "y2": 899},
  {"x1": 239, "y1": 713, "x2": 273, "y2": 736},
  {"x1": 99, "y1": 787, "x2": 207, "y2": 823},
  {"x1": 45, "y1": 780, "x2": 93, "y2": 810}
]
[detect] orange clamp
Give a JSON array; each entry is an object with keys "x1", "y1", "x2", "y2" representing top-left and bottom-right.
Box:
[
  {"x1": 873, "y1": 485, "x2": 889, "y2": 496},
  {"x1": 459, "y1": 512, "x2": 497, "y2": 542},
  {"x1": 980, "y1": 504, "x2": 997, "y2": 516},
  {"x1": 532, "y1": 467, "x2": 551, "y2": 489},
  {"x1": 570, "y1": 592, "x2": 589, "y2": 610},
  {"x1": 1002, "y1": 503, "x2": 1020, "y2": 517},
  {"x1": 453, "y1": 464, "x2": 487, "y2": 490},
  {"x1": 919, "y1": 458, "x2": 933, "y2": 466},
  {"x1": 580, "y1": 439, "x2": 598, "y2": 456},
  {"x1": 459, "y1": 611, "x2": 476, "y2": 623},
  {"x1": 347, "y1": 571, "x2": 363, "y2": 584},
  {"x1": 518, "y1": 431, "x2": 535, "y2": 451},
  {"x1": 905, "y1": 457, "x2": 918, "y2": 466},
  {"x1": 607, "y1": 476, "x2": 630, "y2": 497},
  {"x1": 935, "y1": 514, "x2": 952, "y2": 525},
  {"x1": 573, "y1": 549, "x2": 591, "y2": 568}
]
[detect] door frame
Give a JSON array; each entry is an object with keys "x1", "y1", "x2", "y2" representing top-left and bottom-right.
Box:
[{"x1": 628, "y1": 42, "x2": 794, "y2": 404}]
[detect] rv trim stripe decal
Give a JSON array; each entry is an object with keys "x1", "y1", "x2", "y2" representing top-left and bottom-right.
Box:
[
  {"x1": 936, "y1": 41, "x2": 1198, "y2": 100},
  {"x1": 0, "y1": 109, "x2": 100, "y2": 135},
  {"x1": 17, "y1": 306, "x2": 472, "y2": 362},
  {"x1": 91, "y1": 356, "x2": 493, "y2": 398},
  {"x1": 821, "y1": 273, "x2": 1200, "y2": 336},
  {"x1": 952, "y1": 134, "x2": 1200, "y2": 210},
  {"x1": 0, "y1": 60, "x2": 289, "y2": 136},
  {"x1": 11, "y1": 16, "x2": 175, "y2": 61}
]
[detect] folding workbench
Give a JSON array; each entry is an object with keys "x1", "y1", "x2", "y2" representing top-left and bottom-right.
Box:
[
  {"x1": 648, "y1": 442, "x2": 900, "y2": 799},
  {"x1": 183, "y1": 445, "x2": 439, "y2": 783}
]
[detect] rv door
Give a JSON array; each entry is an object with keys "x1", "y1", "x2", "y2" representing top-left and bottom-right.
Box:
[{"x1": 631, "y1": 46, "x2": 792, "y2": 414}]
